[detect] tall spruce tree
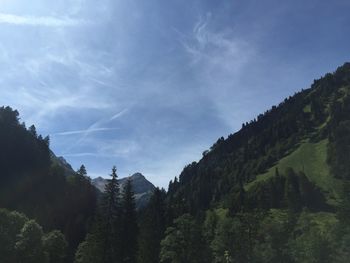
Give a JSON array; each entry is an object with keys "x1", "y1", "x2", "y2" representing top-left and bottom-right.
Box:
[
  {"x1": 101, "y1": 166, "x2": 121, "y2": 263},
  {"x1": 121, "y1": 179, "x2": 138, "y2": 263},
  {"x1": 77, "y1": 165, "x2": 87, "y2": 177}
]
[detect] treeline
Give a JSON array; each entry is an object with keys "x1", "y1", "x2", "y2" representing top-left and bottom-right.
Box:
[
  {"x1": 74, "y1": 166, "x2": 138, "y2": 263},
  {"x1": 70, "y1": 166, "x2": 350, "y2": 263},
  {"x1": 158, "y1": 207, "x2": 350, "y2": 263},
  {"x1": 156, "y1": 177, "x2": 350, "y2": 263},
  {"x1": 229, "y1": 168, "x2": 330, "y2": 215},
  {"x1": 0, "y1": 162, "x2": 165, "y2": 263}
]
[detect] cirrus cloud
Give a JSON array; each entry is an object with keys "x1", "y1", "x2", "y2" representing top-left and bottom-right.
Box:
[{"x1": 0, "y1": 13, "x2": 88, "y2": 27}]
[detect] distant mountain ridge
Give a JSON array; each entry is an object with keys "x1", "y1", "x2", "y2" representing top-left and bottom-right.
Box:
[
  {"x1": 92, "y1": 173, "x2": 156, "y2": 208},
  {"x1": 50, "y1": 152, "x2": 156, "y2": 208}
]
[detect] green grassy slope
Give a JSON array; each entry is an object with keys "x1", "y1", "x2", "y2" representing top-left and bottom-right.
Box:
[{"x1": 246, "y1": 139, "x2": 343, "y2": 205}]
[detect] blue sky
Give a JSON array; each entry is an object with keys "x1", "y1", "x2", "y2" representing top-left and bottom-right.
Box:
[{"x1": 0, "y1": 0, "x2": 349, "y2": 187}]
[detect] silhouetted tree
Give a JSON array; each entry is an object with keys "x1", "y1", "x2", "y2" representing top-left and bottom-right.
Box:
[
  {"x1": 100, "y1": 166, "x2": 121, "y2": 263},
  {"x1": 138, "y1": 188, "x2": 166, "y2": 263},
  {"x1": 77, "y1": 165, "x2": 87, "y2": 177},
  {"x1": 121, "y1": 179, "x2": 138, "y2": 263}
]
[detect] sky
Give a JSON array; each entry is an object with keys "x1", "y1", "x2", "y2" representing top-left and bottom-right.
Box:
[{"x1": 0, "y1": 0, "x2": 350, "y2": 188}]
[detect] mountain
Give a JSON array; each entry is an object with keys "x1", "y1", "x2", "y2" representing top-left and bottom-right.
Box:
[
  {"x1": 167, "y1": 62, "x2": 350, "y2": 216},
  {"x1": 135, "y1": 62, "x2": 350, "y2": 263},
  {"x1": 92, "y1": 172, "x2": 156, "y2": 208}
]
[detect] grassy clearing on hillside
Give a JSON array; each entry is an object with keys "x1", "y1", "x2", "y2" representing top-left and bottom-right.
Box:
[
  {"x1": 303, "y1": 104, "x2": 311, "y2": 113},
  {"x1": 214, "y1": 208, "x2": 228, "y2": 219},
  {"x1": 311, "y1": 211, "x2": 338, "y2": 231},
  {"x1": 246, "y1": 139, "x2": 343, "y2": 205}
]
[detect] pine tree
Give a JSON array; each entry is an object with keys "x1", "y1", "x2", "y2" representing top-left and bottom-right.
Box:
[
  {"x1": 121, "y1": 179, "x2": 138, "y2": 263},
  {"x1": 100, "y1": 166, "x2": 121, "y2": 263},
  {"x1": 28, "y1": 125, "x2": 37, "y2": 138},
  {"x1": 77, "y1": 165, "x2": 87, "y2": 177}
]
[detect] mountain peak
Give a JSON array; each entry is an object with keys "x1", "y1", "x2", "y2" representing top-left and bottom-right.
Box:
[
  {"x1": 130, "y1": 172, "x2": 144, "y2": 179},
  {"x1": 92, "y1": 172, "x2": 156, "y2": 208},
  {"x1": 94, "y1": 176, "x2": 105, "y2": 182}
]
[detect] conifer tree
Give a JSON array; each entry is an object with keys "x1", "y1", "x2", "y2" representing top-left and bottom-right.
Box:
[
  {"x1": 77, "y1": 165, "x2": 87, "y2": 177},
  {"x1": 28, "y1": 125, "x2": 37, "y2": 138},
  {"x1": 121, "y1": 179, "x2": 138, "y2": 263},
  {"x1": 101, "y1": 166, "x2": 121, "y2": 263}
]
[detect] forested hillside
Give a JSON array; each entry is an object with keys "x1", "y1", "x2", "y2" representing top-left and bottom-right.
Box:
[
  {"x1": 167, "y1": 62, "x2": 350, "y2": 213},
  {"x1": 0, "y1": 106, "x2": 97, "y2": 261},
  {"x1": 156, "y1": 62, "x2": 350, "y2": 262}
]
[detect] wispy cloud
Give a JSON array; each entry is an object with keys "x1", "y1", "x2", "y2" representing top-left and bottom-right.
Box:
[
  {"x1": 0, "y1": 13, "x2": 87, "y2": 27},
  {"x1": 175, "y1": 14, "x2": 256, "y2": 129},
  {"x1": 63, "y1": 109, "x2": 129, "y2": 152},
  {"x1": 53, "y1": 127, "x2": 120, "y2": 136},
  {"x1": 6, "y1": 85, "x2": 112, "y2": 130},
  {"x1": 183, "y1": 13, "x2": 253, "y2": 71},
  {"x1": 1, "y1": 44, "x2": 117, "y2": 128},
  {"x1": 96, "y1": 139, "x2": 140, "y2": 158},
  {"x1": 65, "y1": 138, "x2": 140, "y2": 158},
  {"x1": 110, "y1": 108, "x2": 128, "y2": 121}
]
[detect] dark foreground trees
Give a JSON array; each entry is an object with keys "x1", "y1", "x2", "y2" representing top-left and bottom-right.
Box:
[
  {"x1": 121, "y1": 179, "x2": 138, "y2": 263},
  {"x1": 137, "y1": 188, "x2": 166, "y2": 263},
  {"x1": 160, "y1": 214, "x2": 209, "y2": 263},
  {"x1": 0, "y1": 209, "x2": 67, "y2": 263},
  {"x1": 74, "y1": 166, "x2": 138, "y2": 263}
]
